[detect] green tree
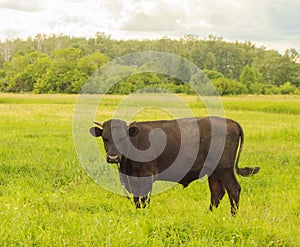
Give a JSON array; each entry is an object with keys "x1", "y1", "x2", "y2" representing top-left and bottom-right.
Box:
[
  {"x1": 1, "y1": 52, "x2": 52, "y2": 92},
  {"x1": 34, "y1": 69, "x2": 55, "y2": 93},
  {"x1": 240, "y1": 65, "x2": 263, "y2": 87},
  {"x1": 204, "y1": 52, "x2": 217, "y2": 70},
  {"x1": 52, "y1": 47, "x2": 81, "y2": 71},
  {"x1": 1, "y1": 33, "x2": 299, "y2": 94},
  {"x1": 203, "y1": 69, "x2": 224, "y2": 80},
  {"x1": 77, "y1": 52, "x2": 109, "y2": 76},
  {"x1": 174, "y1": 57, "x2": 191, "y2": 83},
  {"x1": 253, "y1": 50, "x2": 298, "y2": 86},
  {"x1": 43, "y1": 47, "x2": 82, "y2": 93}
]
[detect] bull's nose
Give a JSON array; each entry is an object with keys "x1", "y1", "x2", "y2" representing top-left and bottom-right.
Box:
[{"x1": 107, "y1": 155, "x2": 119, "y2": 163}]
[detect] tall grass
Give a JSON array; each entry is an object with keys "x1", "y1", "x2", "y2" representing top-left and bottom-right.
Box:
[{"x1": 0, "y1": 94, "x2": 299, "y2": 246}]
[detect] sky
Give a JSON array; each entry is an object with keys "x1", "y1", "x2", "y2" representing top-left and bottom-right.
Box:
[{"x1": 0, "y1": 0, "x2": 299, "y2": 53}]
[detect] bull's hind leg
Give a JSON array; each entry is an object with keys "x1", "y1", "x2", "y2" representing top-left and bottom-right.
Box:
[
  {"x1": 208, "y1": 173, "x2": 225, "y2": 211},
  {"x1": 220, "y1": 169, "x2": 241, "y2": 216}
]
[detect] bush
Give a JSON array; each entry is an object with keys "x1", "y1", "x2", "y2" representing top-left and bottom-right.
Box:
[
  {"x1": 262, "y1": 84, "x2": 281, "y2": 95},
  {"x1": 213, "y1": 78, "x2": 248, "y2": 95},
  {"x1": 249, "y1": 82, "x2": 265, "y2": 94},
  {"x1": 279, "y1": 82, "x2": 299, "y2": 95}
]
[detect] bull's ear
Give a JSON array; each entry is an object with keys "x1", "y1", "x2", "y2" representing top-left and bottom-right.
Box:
[
  {"x1": 90, "y1": 127, "x2": 103, "y2": 137},
  {"x1": 128, "y1": 126, "x2": 139, "y2": 137}
]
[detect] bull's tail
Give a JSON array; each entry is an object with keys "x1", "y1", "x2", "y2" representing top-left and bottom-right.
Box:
[{"x1": 233, "y1": 120, "x2": 260, "y2": 177}]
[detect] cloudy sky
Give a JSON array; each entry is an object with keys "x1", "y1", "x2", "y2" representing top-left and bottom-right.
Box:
[{"x1": 0, "y1": 0, "x2": 299, "y2": 53}]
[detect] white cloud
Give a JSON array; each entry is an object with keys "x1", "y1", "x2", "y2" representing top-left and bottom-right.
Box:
[
  {"x1": 0, "y1": 0, "x2": 299, "y2": 53},
  {"x1": 0, "y1": 0, "x2": 42, "y2": 12}
]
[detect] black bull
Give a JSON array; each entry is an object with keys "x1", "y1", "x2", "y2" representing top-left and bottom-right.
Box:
[{"x1": 90, "y1": 116, "x2": 259, "y2": 214}]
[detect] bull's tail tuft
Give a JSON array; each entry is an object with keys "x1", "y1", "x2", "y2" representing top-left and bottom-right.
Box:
[
  {"x1": 236, "y1": 166, "x2": 260, "y2": 177},
  {"x1": 233, "y1": 120, "x2": 260, "y2": 177}
]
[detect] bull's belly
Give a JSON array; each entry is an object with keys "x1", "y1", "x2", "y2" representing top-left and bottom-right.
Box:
[
  {"x1": 156, "y1": 158, "x2": 204, "y2": 183},
  {"x1": 157, "y1": 169, "x2": 202, "y2": 187}
]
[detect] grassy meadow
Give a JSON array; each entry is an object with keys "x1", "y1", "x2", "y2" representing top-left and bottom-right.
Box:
[{"x1": 0, "y1": 93, "x2": 299, "y2": 246}]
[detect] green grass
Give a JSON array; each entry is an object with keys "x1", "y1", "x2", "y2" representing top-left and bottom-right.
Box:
[{"x1": 0, "y1": 94, "x2": 299, "y2": 246}]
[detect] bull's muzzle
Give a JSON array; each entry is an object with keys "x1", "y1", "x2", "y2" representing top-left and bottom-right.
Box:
[{"x1": 107, "y1": 154, "x2": 120, "y2": 163}]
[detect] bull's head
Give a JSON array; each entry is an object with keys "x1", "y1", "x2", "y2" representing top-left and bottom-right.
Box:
[{"x1": 89, "y1": 119, "x2": 139, "y2": 164}]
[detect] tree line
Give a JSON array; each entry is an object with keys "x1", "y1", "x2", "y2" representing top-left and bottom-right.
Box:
[{"x1": 0, "y1": 33, "x2": 299, "y2": 95}]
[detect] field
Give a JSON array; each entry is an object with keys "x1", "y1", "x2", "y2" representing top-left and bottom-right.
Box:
[{"x1": 0, "y1": 93, "x2": 299, "y2": 246}]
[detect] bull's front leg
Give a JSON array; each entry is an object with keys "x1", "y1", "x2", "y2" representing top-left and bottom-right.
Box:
[
  {"x1": 132, "y1": 175, "x2": 153, "y2": 208},
  {"x1": 134, "y1": 195, "x2": 151, "y2": 208},
  {"x1": 119, "y1": 173, "x2": 152, "y2": 208}
]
